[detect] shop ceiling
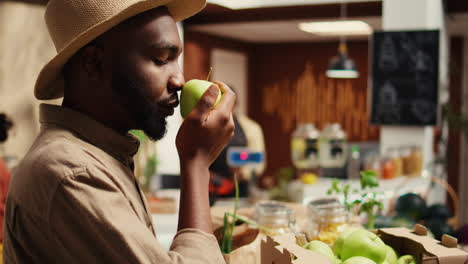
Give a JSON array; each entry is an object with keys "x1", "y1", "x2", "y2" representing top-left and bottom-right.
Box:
[
  {"x1": 3, "y1": 0, "x2": 468, "y2": 42},
  {"x1": 184, "y1": 0, "x2": 468, "y2": 43}
]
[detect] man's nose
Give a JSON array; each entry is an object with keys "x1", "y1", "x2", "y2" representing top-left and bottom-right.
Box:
[{"x1": 168, "y1": 65, "x2": 185, "y2": 92}]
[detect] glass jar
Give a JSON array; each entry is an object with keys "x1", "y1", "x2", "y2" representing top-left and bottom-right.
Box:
[
  {"x1": 364, "y1": 151, "x2": 381, "y2": 178},
  {"x1": 388, "y1": 147, "x2": 403, "y2": 178},
  {"x1": 381, "y1": 153, "x2": 395, "y2": 180},
  {"x1": 319, "y1": 123, "x2": 348, "y2": 168},
  {"x1": 291, "y1": 123, "x2": 320, "y2": 170},
  {"x1": 400, "y1": 146, "x2": 413, "y2": 176},
  {"x1": 410, "y1": 146, "x2": 423, "y2": 177},
  {"x1": 306, "y1": 198, "x2": 350, "y2": 245},
  {"x1": 255, "y1": 201, "x2": 296, "y2": 237}
]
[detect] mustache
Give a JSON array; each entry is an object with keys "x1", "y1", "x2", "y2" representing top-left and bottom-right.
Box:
[{"x1": 158, "y1": 92, "x2": 179, "y2": 105}]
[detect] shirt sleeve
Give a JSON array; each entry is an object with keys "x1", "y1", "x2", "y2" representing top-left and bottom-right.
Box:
[{"x1": 48, "y1": 167, "x2": 225, "y2": 264}]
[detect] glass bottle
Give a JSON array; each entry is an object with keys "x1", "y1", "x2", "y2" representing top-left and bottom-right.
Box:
[
  {"x1": 255, "y1": 201, "x2": 296, "y2": 237},
  {"x1": 347, "y1": 145, "x2": 360, "y2": 179}
]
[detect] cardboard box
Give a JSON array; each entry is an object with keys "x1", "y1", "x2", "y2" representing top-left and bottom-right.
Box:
[{"x1": 261, "y1": 225, "x2": 468, "y2": 264}]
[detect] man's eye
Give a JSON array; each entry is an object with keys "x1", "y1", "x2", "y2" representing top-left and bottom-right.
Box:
[{"x1": 154, "y1": 59, "x2": 169, "y2": 66}]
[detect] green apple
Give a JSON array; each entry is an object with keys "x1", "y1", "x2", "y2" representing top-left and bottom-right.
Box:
[
  {"x1": 342, "y1": 256, "x2": 377, "y2": 264},
  {"x1": 341, "y1": 229, "x2": 387, "y2": 264},
  {"x1": 396, "y1": 255, "x2": 416, "y2": 264},
  {"x1": 333, "y1": 227, "x2": 360, "y2": 258},
  {"x1": 384, "y1": 245, "x2": 398, "y2": 264},
  {"x1": 304, "y1": 240, "x2": 335, "y2": 263},
  {"x1": 180, "y1": 79, "x2": 222, "y2": 118}
]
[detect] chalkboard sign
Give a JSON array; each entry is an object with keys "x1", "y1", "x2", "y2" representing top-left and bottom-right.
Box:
[{"x1": 370, "y1": 30, "x2": 439, "y2": 126}]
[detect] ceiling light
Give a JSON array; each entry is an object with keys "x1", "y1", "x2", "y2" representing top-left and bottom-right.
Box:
[
  {"x1": 298, "y1": 20, "x2": 372, "y2": 36},
  {"x1": 325, "y1": 0, "x2": 360, "y2": 79},
  {"x1": 208, "y1": 0, "x2": 381, "y2": 10},
  {"x1": 326, "y1": 44, "x2": 359, "y2": 79}
]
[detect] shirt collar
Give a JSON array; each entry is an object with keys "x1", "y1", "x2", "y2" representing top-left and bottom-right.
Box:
[{"x1": 39, "y1": 104, "x2": 140, "y2": 163}]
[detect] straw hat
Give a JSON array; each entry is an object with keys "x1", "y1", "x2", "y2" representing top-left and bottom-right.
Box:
[{"x1": 35, "y1": 0, "x2": 206, "y2": 100}]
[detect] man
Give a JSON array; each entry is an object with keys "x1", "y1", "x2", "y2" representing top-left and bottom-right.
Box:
[{"x1": 3, "y1": 0, "x2": 234, "y2": 263}]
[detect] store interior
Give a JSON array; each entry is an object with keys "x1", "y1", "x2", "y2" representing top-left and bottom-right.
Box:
[{"x1": 1, "y1": 0, "x2": 468, "y2": 261}]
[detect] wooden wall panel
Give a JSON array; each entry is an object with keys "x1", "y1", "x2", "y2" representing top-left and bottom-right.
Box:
[
  {"x1": 447, "y1": 37, "x2": 464, "y2": 204},
  {"x1": 249, "y1": 41, "x2": 378, "y2": 177},
  {"x1": 183, "y1": 31, "x2": 251, "y2": 81},
  {"x1": 184, "y1": 31, "x2": 377, "y2": 178}
]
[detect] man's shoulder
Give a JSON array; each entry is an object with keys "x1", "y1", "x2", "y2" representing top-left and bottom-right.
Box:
[
  {"x1": 10, "y1": 127, "x2": 109, "y2": 195},
  {"x1": 6, "y1": 129, "x2": 99, "y2": 219},
  {"x1": 20, "y1": 128, "x2": 96, "y2": 177}
]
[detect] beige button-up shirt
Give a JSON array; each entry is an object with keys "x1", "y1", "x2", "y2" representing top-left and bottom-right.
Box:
[{"x1": 3, "y1": 104, "x2": 225, "y2": 264}]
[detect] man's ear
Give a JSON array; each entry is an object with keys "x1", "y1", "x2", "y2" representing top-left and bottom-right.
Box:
[{"x1": 79, "y1": 44, "x2": 105, "y2": 81}]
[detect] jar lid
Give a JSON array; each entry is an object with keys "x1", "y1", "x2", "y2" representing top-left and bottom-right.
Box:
[
  {"x1": 255, "y1": 201, "x2": 294, "y2": 218},
  {"x1": 308, "y1": 198, "x2": 348, "y2": 216}
]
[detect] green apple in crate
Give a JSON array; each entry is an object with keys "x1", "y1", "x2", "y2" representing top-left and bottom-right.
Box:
[
  {"x1": 304, "y1": 240, "x2": 336, "y2": 263},
  {"x1": 333, "y1": 227, "x2": 360, "y2": 258},
  {"x1": 180, "y1": 79, "x2": 222, "y2": 118},
  {"x1": 396, "y1": 255, "x2": 416, "y2": 264},
  {"x1": 384, "y1": 245, "x2": 398, "y2": 264},
  {"x1": 343, "y1": 256, "x2": 377, "y2": 264},
  {"x1": 341, "y1": 229, "x2": 387, "y2": 264}
]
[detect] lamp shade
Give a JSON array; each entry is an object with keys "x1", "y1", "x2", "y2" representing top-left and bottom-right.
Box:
[{"x1": 326, "y1": 53, "x2": 359, "y2": 79}]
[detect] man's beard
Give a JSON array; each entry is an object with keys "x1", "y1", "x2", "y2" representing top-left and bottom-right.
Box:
[{"x1": 112, "y1": 71, "x2": 168, "y2": 141}]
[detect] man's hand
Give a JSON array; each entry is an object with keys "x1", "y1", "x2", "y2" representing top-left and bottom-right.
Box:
[
  {"x1": 176, "y1": 81, "x2": 236, "y2": 169},
  {"x1": 175, "y1": 81, "x2": 236, "y2": 233}
]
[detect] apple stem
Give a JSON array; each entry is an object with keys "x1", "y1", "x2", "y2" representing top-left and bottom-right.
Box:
[{"x1": 206, "y1": 67, "x2": 213, "y2": 81}]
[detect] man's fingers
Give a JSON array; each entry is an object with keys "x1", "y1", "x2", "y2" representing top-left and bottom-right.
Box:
[
  {"x1": 190, "y1": 84, "x2": 220, "y2": 119},
  {"x1": 212, "y1": 81, "x2": 236, "y2": 113}
]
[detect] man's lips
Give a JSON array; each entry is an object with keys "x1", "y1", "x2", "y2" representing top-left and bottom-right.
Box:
[
  {"x1": 166, "y1": 100, "x2": 179, "y2": 109},
  {"x1": 159, "y1": 100, "x2": 179, "y2": 116}
]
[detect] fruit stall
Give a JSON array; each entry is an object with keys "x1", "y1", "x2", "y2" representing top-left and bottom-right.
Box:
[{"x1": 198, "y1": 171, "x2": 467, "y2": 264}]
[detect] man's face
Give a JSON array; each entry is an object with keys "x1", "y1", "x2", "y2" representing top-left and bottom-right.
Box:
[{"x1": 102, "y1": 8, "x2": 184, "y2": 141}]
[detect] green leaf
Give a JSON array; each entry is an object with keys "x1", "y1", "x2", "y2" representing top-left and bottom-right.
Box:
[
  {"x1": 144, "y1": 155, "x2": 158, "y2": 178},
  {"x1": 130, "y1": 130, "x2": 148, "y2": 143},
  {"x1": 360, "y1": 170, "x2": 379, "y2": 189}
]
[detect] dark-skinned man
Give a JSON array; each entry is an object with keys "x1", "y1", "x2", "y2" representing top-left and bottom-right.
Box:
[{"x1": 3, "y1": 0, "x2": 233, "y2": 263}]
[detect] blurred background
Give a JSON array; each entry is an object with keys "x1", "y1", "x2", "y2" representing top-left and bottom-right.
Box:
[{"x1": 1, "y1": 0, "x2": 468, "y2": 251}]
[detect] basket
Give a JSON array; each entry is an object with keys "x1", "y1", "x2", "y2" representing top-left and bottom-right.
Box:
[
  {"x1": 388, "y1": 176, "x2": 459, "y2": 230},
  {"x1": 421, "y1": 176, "x2": 459, "y2": 230}
]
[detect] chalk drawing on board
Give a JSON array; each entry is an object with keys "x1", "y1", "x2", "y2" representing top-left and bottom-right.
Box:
[
  {"x1": 379, "y1": 81, "x2": 397, "y2": 104},
  {"x1": 415, "y1": 77, "x2": 435, "y2": 97},
  {"x1": 376, "y1": 104, "x2": 401, "y2": 124},
  {"x1": 378, "y1": 36, "x2": 398, "y2": 72},
  {"x1": 401, "y1": 33, "x2": 416, "y2": 54},
  {"x1": 411, "y1": 99, "x2": 436, "y2": 123},
  {"x1": 375, "y1": 81, "x2": 400, "y2": 123},
  {"x1": 414, "y1": 50, "x2": 433, "y2": 73}
]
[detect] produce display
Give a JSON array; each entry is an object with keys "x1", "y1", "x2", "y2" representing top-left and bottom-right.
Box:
[
  {"x1": 375, "y1": 192, "x2": 455, "y2": 240},
  {"x1": 303, "y1": 228, "x2": 416, "y2": 264},
  {"x1": 395, "y1": 193, "x2": 427, "y2": 222}
]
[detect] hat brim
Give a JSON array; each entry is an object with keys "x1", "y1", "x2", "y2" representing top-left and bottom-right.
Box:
[{"x1": 34, "y1": 0, "x2": 206, "y2": 100}]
